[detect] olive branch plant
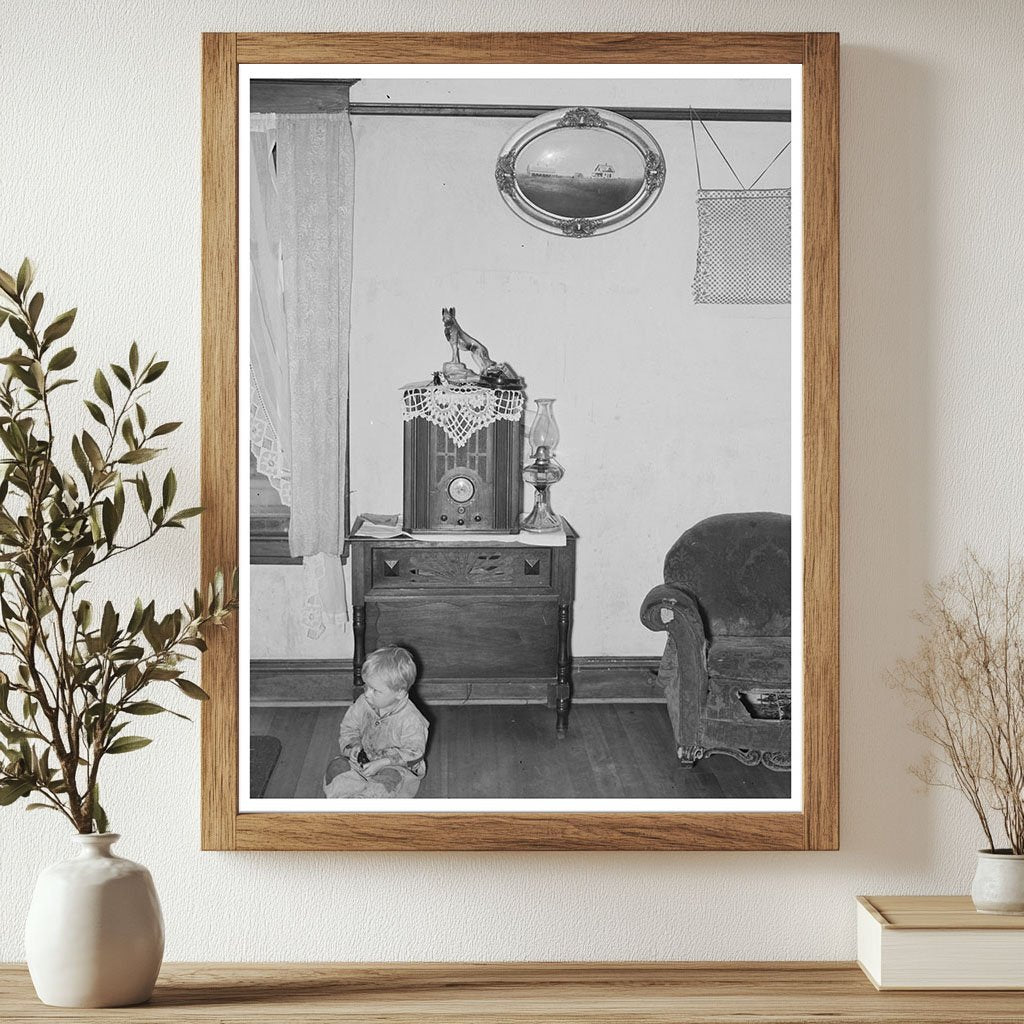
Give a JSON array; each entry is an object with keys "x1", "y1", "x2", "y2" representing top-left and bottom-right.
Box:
[
  {"x1": 894, "y1": 552, "x2": 1024, "y2": 854},
  {"x1": 0, "y1": 259, "x2": 236, "y2": 834}
]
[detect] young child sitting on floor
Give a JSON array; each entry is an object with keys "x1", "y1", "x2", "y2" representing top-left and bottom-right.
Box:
[{"x1": 322, "y1": 645, "x2": 428, "y2": 799}]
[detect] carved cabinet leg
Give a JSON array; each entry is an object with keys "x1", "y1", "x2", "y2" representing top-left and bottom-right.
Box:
[
  {"x1": 556, "y1": 604, "x2": 572, "y2": 737},
  {"x1": 352, "y1": 604, "x2": 366, "y2": 702}
]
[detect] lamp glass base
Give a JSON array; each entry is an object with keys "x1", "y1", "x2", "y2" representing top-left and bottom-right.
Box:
[{"x1": 520, "y1": 501, "x2": 561, "y2": 533}]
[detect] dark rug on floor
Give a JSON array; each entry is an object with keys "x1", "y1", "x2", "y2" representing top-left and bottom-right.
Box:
[{"x1": 250, "y1": 735, "x2": 282, "y2": 798}]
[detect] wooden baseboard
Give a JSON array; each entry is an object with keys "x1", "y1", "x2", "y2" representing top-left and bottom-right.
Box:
[{"x1": 249, "y1": 656, "x2": 663, "y2": 706}]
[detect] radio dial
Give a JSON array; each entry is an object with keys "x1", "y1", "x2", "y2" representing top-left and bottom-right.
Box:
[{"x1": 447, "y1": 476, "x2": 476, "y2": 503}]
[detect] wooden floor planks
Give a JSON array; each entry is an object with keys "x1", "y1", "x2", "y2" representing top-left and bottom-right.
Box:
[
  {"x1": 250, "y1": 702, "x2": 791, "y2": 801},
  {"x1": 295, "y1": 707, "x2": 343, "y2": 799},
  {"x1": 262, "y1": 707, "x2": 317, "y2": 799}
]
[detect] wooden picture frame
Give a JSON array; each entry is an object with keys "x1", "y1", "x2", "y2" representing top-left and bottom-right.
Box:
[{"x1": 201, "y1": 32, "x2": 839, "y2": 851}]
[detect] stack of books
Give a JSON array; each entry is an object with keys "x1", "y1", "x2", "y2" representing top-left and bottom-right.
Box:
[{"x1": 857, "y1": 895, "x2": 1024, "y2": 990}]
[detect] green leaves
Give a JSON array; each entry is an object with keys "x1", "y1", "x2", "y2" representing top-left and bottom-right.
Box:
[
  {"x1": 84, "y1": 400, "x2": 106, "y2": 427},
  {"x1": 100, "y1": 601, "x2": 117, "y2": 647},
  {"x1": 101, "y1": 498, "x2": 117, "y2": 549},
  {"x1": 48, "y1": 346, "x2": 77, "y2": 372},
  {"x1": 28, "y1": 292, "x2": 43, "y2": 329},
  {"x1": 162, "y1": 468, "x2": 176, "y2": 509},
  {"x1": 105, "y1": 736, "x2": 152, "y2": 755},
  {"x1": 15, "y1": 258, "x2": 35, "y2": 299},
  {"x1": 124, "y1": 701, "x2": 167, "y2": 715},
  {"x1": 175, "y1": 679, "x2": 210, "y2": 701},
  {"x1": 126, "y1": 597, "x2": 152, "y2": 636},
  {"x1": 142, "y1": 360, "x2": 168, "y2": 384},
  {"x1": 42, "y1": 308, "x2": 76, "y2": 344},
  {"x1": 0, "y1": 779, "x2": 33, "y2": 805},
  {"x1": 0, "y1": 722, "x2": 29, "y2": 744},
  {"x1": 93, "y1": 369, "x2": 113, "y2": 408},
  {"x1": 76, "y1": 600, "x2": 93, "y2": 630},
  {"x1": 0, "y1": 261, "x2": 238, "y2": 834},
  {"x1": 0, "y1": 268, "x2": 18, "y2": 301},
  {"x1": 134, "y1": 473, "x2": 152, "y2": 513},
  {"x1": 117, "y1": 448, "x2": 158, "y2": 465},
  {"x1": 168, "y1": 507, "x2": 202, "y2": 525},
  {"x1": 91, "y1": 786, "x2": 108, "y2": 834},
  {"x1": 8, "y1": 316, "x2": 32, "y2": 346},
  {"x1": 81, "y1": 430, "x2": 105, "y2": 472},
  {"x1": 121, "y1": 418, "x2": 137, "y2": 450},
  {"x1": 125, "y1": 700, "x2": 190, "y2": 722},
  {"x1": 70, "y1": 434, "x2": 92, "y2": 484}
]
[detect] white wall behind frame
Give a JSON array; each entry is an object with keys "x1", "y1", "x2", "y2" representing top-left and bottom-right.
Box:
[{"x1": 2, "y1": 0, "x2": 1024, "y2": 965}]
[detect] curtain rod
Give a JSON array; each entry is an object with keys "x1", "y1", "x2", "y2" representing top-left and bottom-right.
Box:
[
  {"x1": 347, "y1": 103, "x2": 790, "y2": 122},
  {"x1": 249, "y1": 83, "x2": 789, "y2": 121}
]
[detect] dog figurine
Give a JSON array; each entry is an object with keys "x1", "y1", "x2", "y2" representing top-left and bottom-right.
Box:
[{"x1": 440, "y1": 308, "x2": 523, "y2": 389}]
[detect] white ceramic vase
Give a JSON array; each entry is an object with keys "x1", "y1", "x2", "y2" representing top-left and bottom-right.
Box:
[
  {"x1": 971, "y1": 850, "x2": 1024, "y2": 915},
  {"x1": 25, "y1": 833, "x2": 164, "y2": 1007}
]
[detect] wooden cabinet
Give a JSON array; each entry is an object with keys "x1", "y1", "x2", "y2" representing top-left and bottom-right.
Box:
[{"x1": 349, "y1": 520, "x2": 577, "y2": 735}]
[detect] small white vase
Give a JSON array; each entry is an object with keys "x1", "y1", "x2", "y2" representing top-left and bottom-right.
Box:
[
  {"x1": 971, "y1": 849, "x2": 1024, "y2": 915},
  {"x1": 25, "y1": 833, "x2": 164, "y2": 1007}
]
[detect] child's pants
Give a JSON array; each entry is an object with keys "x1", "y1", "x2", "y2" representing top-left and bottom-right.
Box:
[{"x1": 322, "y1": 755, "x2": 423, "y2": 799}]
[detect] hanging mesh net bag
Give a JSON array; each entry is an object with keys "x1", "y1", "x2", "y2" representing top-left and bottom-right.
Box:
[
  {"x1": 693, "y1": 187, "x2": 791, "y2": 304},
  {"x1": 689, "y1": 109, "x2": 792, "y2": 305}
]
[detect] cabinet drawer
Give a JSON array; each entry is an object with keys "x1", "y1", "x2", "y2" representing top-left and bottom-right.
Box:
[{"x1": 371, "y1": 547, "x2": 551, "y2": 589}]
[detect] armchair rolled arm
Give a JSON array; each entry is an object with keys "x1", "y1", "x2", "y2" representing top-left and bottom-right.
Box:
[
  {"x1": 641, "y1": 584, "x2": 708, "y2": 754},
  {"x1": 640, "y1": 584, "x2": 705, "y2": 641}
]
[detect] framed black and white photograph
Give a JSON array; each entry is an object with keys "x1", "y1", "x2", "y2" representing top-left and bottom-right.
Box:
[{"x1": 201, "y1": 32, "x2": 839, "y2": 851}]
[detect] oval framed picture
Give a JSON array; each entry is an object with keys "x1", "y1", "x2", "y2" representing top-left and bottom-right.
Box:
[{"x1": 495, "y1": 106, "x2": 666, "y2": 238}]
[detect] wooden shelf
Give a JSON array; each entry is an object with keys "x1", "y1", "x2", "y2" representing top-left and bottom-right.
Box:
[{"x1": 3, "y1": 962, "x2": 1024, "y2": 1022}]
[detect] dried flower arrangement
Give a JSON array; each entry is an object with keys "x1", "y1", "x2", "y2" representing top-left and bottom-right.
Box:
[{"x1": 895, "y1": 552, "x2": 1024, "y2": 854}]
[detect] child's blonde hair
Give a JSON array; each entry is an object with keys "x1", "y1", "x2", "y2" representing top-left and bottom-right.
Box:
[{"x1": 362, "y1": 645, "x2": 417, "y2": 693}]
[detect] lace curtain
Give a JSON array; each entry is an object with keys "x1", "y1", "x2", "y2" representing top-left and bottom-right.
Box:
[
  {"x1": 249, "y1": 118, "x2": 291, "y2": 503},
  {"x1": 250, "y1": 110, "x2": 354, "y2": 638}
]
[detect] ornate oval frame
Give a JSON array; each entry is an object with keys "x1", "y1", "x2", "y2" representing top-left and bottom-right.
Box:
[{"x1": 495, "y1": 106, "x2": 667, "y2": 238}]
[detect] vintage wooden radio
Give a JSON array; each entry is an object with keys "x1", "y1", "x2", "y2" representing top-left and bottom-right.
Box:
[
  {"x1": 402, "y1": 393, "x2": 523, "y2": 534},
  {"x1": 402, "y1": 308, "x2": 525, "y2": 534}
]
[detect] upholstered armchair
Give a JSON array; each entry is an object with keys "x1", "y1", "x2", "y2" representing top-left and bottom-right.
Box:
[{"x1": 640, "y1": 512, "x2": 791, "y2": 771}]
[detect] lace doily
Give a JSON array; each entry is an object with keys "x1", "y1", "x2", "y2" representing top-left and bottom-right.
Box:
[{"x1": 403, "y1": 381, "x2": 524, "y2": 447}]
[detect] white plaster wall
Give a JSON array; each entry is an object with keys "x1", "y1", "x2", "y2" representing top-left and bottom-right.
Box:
[
  {"x1": 1, "y1": 0, "x2": 1023, "y2": 963},
  {"x1": 251, "y1": 75, "x2": 792, "y2": 659}
]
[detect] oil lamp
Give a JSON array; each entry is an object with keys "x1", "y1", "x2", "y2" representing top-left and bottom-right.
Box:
[{"x1": 521, "y1": 398, "x2": 564, "y2": 533}]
